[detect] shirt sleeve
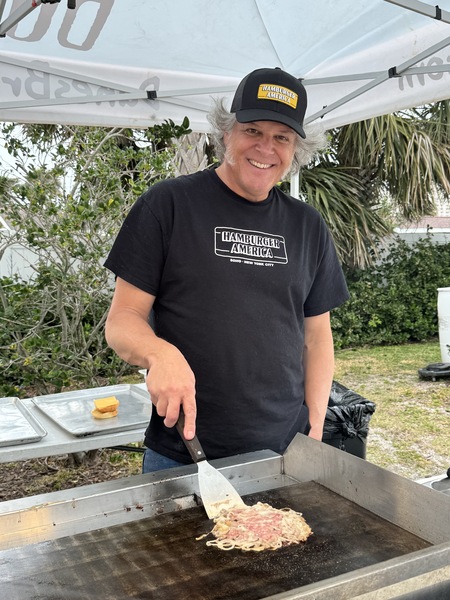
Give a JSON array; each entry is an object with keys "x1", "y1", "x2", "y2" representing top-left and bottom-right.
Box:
[
  {"x1": 104, "y1": 190, "x2": 169, "y2": 296},
  {"x1": 303, "y1": 217, "x2": 349, "y2": 317}
]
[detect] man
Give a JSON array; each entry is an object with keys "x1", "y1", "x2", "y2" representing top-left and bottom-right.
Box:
[{"x1": 104, "y1": 67, "x2": 349, "y2": 472}]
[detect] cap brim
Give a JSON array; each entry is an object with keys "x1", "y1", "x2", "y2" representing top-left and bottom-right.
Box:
[{"x1": 235, "y1": 109, "x2": 306, "y2": 138}]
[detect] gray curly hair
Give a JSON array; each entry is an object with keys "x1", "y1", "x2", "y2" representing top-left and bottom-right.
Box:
[{"x1": 207, "y1": 98, "x2": 328, "y2": 178}]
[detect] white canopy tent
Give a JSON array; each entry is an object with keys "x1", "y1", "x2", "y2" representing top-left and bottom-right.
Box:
[{"x1": 0, "y1": 0, "x2": 449, "y2": 135}]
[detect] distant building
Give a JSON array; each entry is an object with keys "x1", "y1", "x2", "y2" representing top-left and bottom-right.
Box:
[
  {"x1": 394, "y1": 198, "x2": 450, "y2": 245},
  {"x1": 395, "y1": 216, "x2": 450, "y2": 245}
]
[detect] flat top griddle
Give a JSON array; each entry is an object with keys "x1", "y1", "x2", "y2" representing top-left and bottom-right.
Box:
[{"x1": 0, "y1": 482, "x2": 430, "y2": 600}]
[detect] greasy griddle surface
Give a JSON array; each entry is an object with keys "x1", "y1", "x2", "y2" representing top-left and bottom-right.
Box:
[{"x1": 0, "y1": 482, "x2": 430, "y2": 600}]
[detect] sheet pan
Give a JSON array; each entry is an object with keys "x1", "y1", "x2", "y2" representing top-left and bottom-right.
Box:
[
  {"x1": 31, "y1": 384, "x2": 151, "y2": 437},
  {"x1": 0, "y1": 397, "x2": 47, "y2": 447}
]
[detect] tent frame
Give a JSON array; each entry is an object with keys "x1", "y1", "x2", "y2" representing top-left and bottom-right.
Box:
[
  {"x1": 0, "y1": 0, "x2": 449, "y2": 126},
  {"x1": 1, "y1": 0, "x2": 449, "y2": 201}
]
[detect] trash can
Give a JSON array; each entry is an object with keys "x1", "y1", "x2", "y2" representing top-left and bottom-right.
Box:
[{"x1": 322, "y1": 381, "x2": 376, "y2": 459}]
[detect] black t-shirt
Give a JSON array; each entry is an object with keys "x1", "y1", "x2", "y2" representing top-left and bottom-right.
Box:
[{"x1": 104, "y1": 169, "x2": 349, "y2": 462}]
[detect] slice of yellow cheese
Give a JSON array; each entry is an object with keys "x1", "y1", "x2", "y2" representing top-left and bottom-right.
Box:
[{"x1": 93, "y1": 396, "x2": 120, "y2": 413}]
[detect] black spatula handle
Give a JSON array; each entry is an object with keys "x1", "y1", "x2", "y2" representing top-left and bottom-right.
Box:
[{"x1": 176, "y1": 408, "x2": 206, "y2": 463}]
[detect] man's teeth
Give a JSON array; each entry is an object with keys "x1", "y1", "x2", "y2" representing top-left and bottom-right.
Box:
[{"x1": 249, "y1": 160, "x2": 271, "y2": 169}]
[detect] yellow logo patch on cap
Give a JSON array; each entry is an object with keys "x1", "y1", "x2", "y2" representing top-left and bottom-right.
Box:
[{"x1": 257, "y1": 84, "x2": 298, "y2": 108}]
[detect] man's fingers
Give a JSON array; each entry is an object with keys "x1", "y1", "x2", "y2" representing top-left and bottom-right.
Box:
[
  {"x1": 163, "y1": 401, "x2": 180, "y2": 428},
  {"x1": 181, "y1": 401, "x2": 196, "y2": 440},
  {"x1": 154, "y1": 395, "x2": 167, "y2": 418},
  {"x1": 160, "y1": 395, "x2": 196, "y2": 438}
]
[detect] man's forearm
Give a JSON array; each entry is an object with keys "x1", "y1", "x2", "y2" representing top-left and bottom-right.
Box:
[
  {"x1": 105, "y1": 277, "x2": 197, "y2": 437},
  {"x1": 303, "y1": 313, "x2": 334, "y2": 440},
  {"x1": 105, "y1": 306, "x2": 197, "y2": 436},
  {"x1": 105, "y1": 307, "x2": 166, "y2": 370},
  {"x1": 303, "y1": 347, "x2": 334, "y2": 438}
]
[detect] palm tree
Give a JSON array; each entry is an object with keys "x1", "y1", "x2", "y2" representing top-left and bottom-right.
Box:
[{"x1": 299, "y1": 100, "x2": 450, "y2": 269}]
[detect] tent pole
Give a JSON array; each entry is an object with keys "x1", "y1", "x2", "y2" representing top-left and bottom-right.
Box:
[
  {"x1": 0, "y1": 0, "x2": 7, "y2": 24},
  {"x1": 0, "y1": 0, "x2": 42, "y2": 37},
  {"x1": 306, "y1": 30, "x2": 450, "y2": 124},
  {"x1": 290, "y1": 174, "x2": 300, "y2": 200},
  {"x1": 385, "y1": 0, "x2": 450, "y2": 23}
]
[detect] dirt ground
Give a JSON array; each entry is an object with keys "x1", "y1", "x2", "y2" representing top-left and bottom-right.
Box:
[{"x1": 0, "y1": 448, "x2": 143, "y2": 502}]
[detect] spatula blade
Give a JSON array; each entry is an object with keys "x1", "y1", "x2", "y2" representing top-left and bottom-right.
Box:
[
  {"x1": 197, "y1": 459, "x2": 246, "y2": 519},
  {"x1": 175, "y1": 410, "x2": 245, "y2": 519}
]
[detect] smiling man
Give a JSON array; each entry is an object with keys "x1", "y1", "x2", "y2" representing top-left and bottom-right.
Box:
[{"x1": 104, "y1": 67, "x2": 349, "y2": 473}]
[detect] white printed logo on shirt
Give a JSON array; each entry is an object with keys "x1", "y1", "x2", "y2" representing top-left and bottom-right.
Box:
[{"x1": 215, "y1": 227, "x2": 288, "y2": 265}]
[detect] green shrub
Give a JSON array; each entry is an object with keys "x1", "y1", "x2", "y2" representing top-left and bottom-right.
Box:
[
  {"x1": 332, "y1": 235, "x2": 450, "y2": 348},
  {"x1": 0, "y1": 271, "x2": 128, "y2": 397}
]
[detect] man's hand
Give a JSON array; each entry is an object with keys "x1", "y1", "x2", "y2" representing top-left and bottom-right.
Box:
[
  {"x1": 146, "y1": 343, "x2": 197, "y2": 440},
  {"x1": 307, "y1": 424, "x2": 324, "y2": 442}
]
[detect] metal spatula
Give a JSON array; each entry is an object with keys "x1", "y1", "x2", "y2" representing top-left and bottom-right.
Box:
[{"x1": 176, "y1": 411, "x2": 246, "y2": 519}]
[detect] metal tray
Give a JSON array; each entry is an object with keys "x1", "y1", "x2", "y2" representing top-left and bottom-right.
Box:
[
  {"x1": 0, "y1": 397, "x2": 48, "y2": 447},
  {"x1": 31, "y1": 385, "x2": 152, "y2": 437}
]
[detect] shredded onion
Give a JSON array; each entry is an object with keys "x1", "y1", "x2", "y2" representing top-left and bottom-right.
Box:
[{"x1": 197, "y1": 501, "x2": 312, "y2": 552}]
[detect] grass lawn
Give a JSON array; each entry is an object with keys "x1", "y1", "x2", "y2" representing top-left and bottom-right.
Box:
[{"x1": 334, "y1": 341, "x2": 449, "y2": 481}]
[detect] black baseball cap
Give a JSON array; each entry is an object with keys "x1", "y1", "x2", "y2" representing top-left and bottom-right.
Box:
[{"x1": 230, "y1": 67, "x2": 307, "y2": 138}]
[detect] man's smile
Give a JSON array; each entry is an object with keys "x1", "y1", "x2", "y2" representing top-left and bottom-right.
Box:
[{"x1": 248, "y1": 159, "x2": 272, "y2": 169}]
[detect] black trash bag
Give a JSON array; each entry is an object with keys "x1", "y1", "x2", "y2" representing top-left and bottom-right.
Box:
[{"x1": 324, "y1": 381, "x2": 376, "y2": 442}]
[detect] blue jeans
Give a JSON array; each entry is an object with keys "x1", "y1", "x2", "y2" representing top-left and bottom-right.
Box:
[{"x1": 142, "y1": 448, "x2": 185, "y2": 473}]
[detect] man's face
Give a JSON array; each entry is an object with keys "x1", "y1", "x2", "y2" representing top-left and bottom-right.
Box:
[{"x1": 218, "y1": 121, "x2": 297, "y2": 202}]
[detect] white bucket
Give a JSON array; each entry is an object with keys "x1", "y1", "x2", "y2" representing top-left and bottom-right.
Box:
[{"x1": 437, "y1": 287, "x2": 450, "y2": 363}]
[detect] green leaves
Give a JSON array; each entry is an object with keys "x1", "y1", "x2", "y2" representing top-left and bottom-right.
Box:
[
  {"x1": 332, "y1": 236, "x2": 450, "y2": 349},
  {"x1": 301, "y1": 166, "x2": 390, "y2": 268},
  {"x1": 311, "y1": 101, "x2": 450, "y2": 268}
]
